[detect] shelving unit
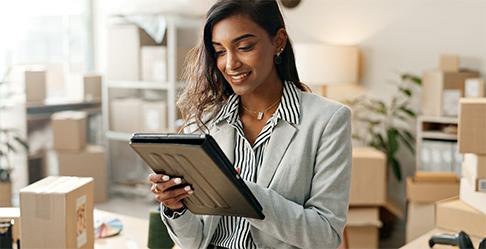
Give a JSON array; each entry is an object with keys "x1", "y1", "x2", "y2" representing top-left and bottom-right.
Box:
[
  {"x1": 102, "y1": 13, "x2": 202, "y2": 195},
  {"x1": 415, "y1": 115, "x2": 461, "y2": 175}
]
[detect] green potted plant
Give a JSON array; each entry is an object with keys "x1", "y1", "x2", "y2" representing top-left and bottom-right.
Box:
[{"x1": 345, "y1": 73, "x2": 421, "y2": 181}]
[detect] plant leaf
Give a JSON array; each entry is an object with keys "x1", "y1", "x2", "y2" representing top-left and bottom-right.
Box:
[
  {"x1": 399, "y1": 106, "x2": 416, "y2": 117},
  {"x1": 13, "y1": 136, "x2": 29, "y2": 149},
  {"x1": 387, "y1": 128, "x2": 399, "y2": 155},
  {"x1": 399, "y1": 87, "x2": 412, "y2": 97},
  {"x1": 397, "y1": 130, "x2": 415, "y2": 155},
  {"x1": 389, "y1": 157, "x2": 403, "y2": 181},
  {"x1": 401, "y1": 73, "x2": 422, "y2": 86}
]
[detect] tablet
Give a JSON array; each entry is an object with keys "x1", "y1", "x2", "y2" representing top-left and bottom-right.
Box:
[{"x1": 129, "y1": 133, "x2": 264, "y2": 219}]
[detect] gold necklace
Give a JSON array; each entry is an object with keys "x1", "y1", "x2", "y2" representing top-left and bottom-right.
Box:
[{"x1": 241, "y1": 98, "x2": 281, "y2": 120}]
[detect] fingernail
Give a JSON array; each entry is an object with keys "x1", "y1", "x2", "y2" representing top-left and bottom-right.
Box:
[
  {"x1": 174, "y1": 178, "x2": 182, "y2": 184},
  {"x1": 188, "y1": 190, "x2": 194, "y2": 195},
  {"x1": 184, "y1": 186, "x2": 191, "y2": 191},
  {"x1": 162, "y1": 175, "x2": 170, "y2": 181}
]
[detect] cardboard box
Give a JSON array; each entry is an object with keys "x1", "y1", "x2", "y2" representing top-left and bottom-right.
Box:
[
  {"x1": 421, "y1": 70, "x2": 480, "y2": 116},
  {"x1": 110, "y1": 98, "x2": 142, "y2": 133},
  {"x1": 406, "y1": 177, "x2": 459, "y2": 203},
  {"x1": 406, "y1": 202, "x2": 435, "y2": 242},
  {"x1": 0, "y1": 181, "x2": 11, "y2": 207},
  {"x1": 458, "y1": 98, "x2": 486, "y2": 154},
  {"x1": 51, "y1": 111, "x2": 87, "y2": 151},
  {"x1": 20, "y1": 176, "x2": 94, "y2": 249},
  {"x1": 83, "y1": 74, "x2": 102, "y2": 101},
  {"x1": 463, "y1": 156, "x2": 486, "y2": 192},
  {"x1": 141, "y1": 100, "x2": 168, "y2": 132},
  {"x1": 465, "y1": 78, "x2": 485, "y2": 98},
  {"x1": 0, "y1": 207, "x2": 21, "y2": 243},
  {"x1": 107, "y1": 24, "x2": 159, "y2": 81},
  {"x1": 439, "y1": 54, "x2": 459, "y2": 72},
  {"x1": 346, "y1": 207, "x2": 381, "y2": 249},
  {"x1": 459, "y1": 178, "x2": 486, "y2": 214},
  {"x1": 350, "y1": 147, "x2": 386, "y2": 205},
  {"x1": 436, "y1": 198, "x2": 486, "y2": 237},
  {"x1": 57, "y1": 145, "x2": 108, "y2": 203},
  {"x1": 141, "y1": 46, "x2": 167, "y2": 82},
  {"x1": 25, "y1": 70, "x2": 47, "y2": 103}
]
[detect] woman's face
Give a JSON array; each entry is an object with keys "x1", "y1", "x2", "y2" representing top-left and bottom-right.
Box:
[{"x1": 211, "y1": 14, "x2": 281, "y2": 96}]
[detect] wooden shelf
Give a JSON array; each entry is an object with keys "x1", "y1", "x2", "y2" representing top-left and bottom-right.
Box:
[{"x1": 420, "y1": 131, "x2": 457, "y2": 141}]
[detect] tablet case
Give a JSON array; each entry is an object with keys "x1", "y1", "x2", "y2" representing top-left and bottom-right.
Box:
[{"x1": 129, "y1": 133, "x2": 264, "y2": 219}]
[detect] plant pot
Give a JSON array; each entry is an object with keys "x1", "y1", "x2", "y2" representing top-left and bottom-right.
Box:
[{"x1": 0, "y1": 181, "x2": 12, "y2": 207}]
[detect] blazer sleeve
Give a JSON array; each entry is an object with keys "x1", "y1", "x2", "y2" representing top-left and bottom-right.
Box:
[
  {"x1": 245, "y1": 105, "x2": 352, "y2": 249},
  {"x1": 160, "y1": 204, "x2": 205, "y2": 249}
]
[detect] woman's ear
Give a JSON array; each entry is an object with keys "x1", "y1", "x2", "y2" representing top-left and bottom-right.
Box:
[{"x1": 273, "y1": 28, "x2": 288, "y2": 53}]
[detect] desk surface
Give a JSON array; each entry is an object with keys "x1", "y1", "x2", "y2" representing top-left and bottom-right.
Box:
[
  {"x1": 400, "y1": 228, "x2": 483, "y2": 249},
  {"x1": 94, "y1": 209, "x2": 149, "y2": 249}
]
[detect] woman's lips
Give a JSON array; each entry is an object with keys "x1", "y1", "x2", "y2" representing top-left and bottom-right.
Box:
[{"x1": 228, "y1": 72, "x2": 251, "y2": 84}]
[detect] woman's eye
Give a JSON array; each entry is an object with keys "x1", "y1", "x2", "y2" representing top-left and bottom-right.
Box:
[
  {"x1": 215, "y1": 50, "x2": 226, "y2": 57},
  {"x1": 238, "y1": 45, "x2": 254, "y2": 51}
]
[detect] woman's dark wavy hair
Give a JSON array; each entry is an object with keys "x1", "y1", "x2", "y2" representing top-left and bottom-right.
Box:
[{"x1": 177, "y1": 0, "x2": 309, "y2": 132}]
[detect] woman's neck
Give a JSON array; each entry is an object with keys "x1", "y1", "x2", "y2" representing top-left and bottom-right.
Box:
[{"x1": 240, "y1": 80, "x2": 284, "y2": 112}]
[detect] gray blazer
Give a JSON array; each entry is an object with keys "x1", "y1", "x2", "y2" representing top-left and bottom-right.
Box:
[{"x1": 161, "y1": 91, "x2": 352, "y2": 249}]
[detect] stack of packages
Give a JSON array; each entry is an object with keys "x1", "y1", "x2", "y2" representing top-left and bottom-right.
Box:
[
  {"x1": 52, "y1": 111, "x2": 107, "y2": 203},
  {"x1": 405, "y1": 172, "x2": 459, "y2": 242},
  {"x1": 19, "y1": 176, "x2": 95, "y2": 249},
  {"x1": 24, "y1": 69, "x2": 47, "y2": 104},
  {"x1": 435, "y1": 98, "x2": 486, "y2": 237},
  {"x1": 346, "y1": 147, "x2": 388, "y2": 249},
  {"x1": 422, "y1": 55, "x2": 481, "y2": 118}
]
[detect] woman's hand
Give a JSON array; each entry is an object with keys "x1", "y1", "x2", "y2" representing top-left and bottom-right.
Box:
[{"x1": 148, "y1": 173, "x2": 193, "y2": 210}]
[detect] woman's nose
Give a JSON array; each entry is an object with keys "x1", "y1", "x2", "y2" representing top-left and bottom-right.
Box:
[{"x1": 226, "y1": 51, "x2": 242, "y2": 70}]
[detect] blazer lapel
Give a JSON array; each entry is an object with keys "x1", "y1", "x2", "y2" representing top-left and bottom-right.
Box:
[
  {"x1": 257, "y1": 121, "x2": 297, "y2": 187},
  {"x1": 210, "y1": 122, "x2": 235, "y2": 164}
]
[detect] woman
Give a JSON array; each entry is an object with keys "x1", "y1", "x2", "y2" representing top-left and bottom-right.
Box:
[{"x1": 148, "y1": 0, "x2": 352, "y2": 248}]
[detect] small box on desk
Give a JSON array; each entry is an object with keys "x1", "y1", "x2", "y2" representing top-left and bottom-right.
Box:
[
  {"x1": 436, "y1": 198, "x2": 486, "y2": 238},
  {"x1": 346, "y1": 207, "x2": 381, "y2": 249},
  {"x1": 51, "y1": 111, "x2": 87, "y2": 151},
  {"x1": 458, "y1": 98, "x2": 486, "y2": 154},
  {"x1": 421, "y1": 70, "x2": 479, "y2": 117},
  {"x1": 20, "y1": 176, "x2": 94, "y2": 249},
  {"x1": 349, "y1": 147, "x2": 386, "y2": 205},
  {"x1": 57, "y1": 145, "x2": 108, "y2": 203}
]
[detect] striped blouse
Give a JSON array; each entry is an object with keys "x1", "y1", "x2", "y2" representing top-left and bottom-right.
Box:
[{"x1": 209, "y1": 81, "x2": 301, "y2": 249}]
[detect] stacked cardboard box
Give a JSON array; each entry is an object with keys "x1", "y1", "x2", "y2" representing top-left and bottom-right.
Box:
[
  {"x1": 433, "y1": 97, "x2": 486, "y2": 238},
  {"x1": 52, "y1": 111, "x2": 107, "y2": 203},
  {"x1": 405, "y1": 172, "x2": 459, "y2": 242},
  {"x1": 346, "y1": 208, "x2": 382, "y2": 249},
  {"x1": 457, "y1": 98, "x2": 486, "y2": 214},
  {"x1": 20, "y1": 176, "x2": 94, "y2": 249},
  {"x1": 111, "y1": 98, "x2": 168, "y2": 133},
  {"x1": 346, "y1": 147, "x2": 387, "y2": 249},
  {"x1": 421, "y1": 55, "x2": 480, "y2": 117},
  {"x1": 25, "y1": 69, "x2": 47, "y2": 104},
  {"x1": 0, "y1": 181, "x2": 11, "y2": 207}
]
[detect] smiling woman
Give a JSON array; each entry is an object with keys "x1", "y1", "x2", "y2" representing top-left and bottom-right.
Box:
[{"x1": 148, "y1": 1, "x2": 353, "y2": 249}]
